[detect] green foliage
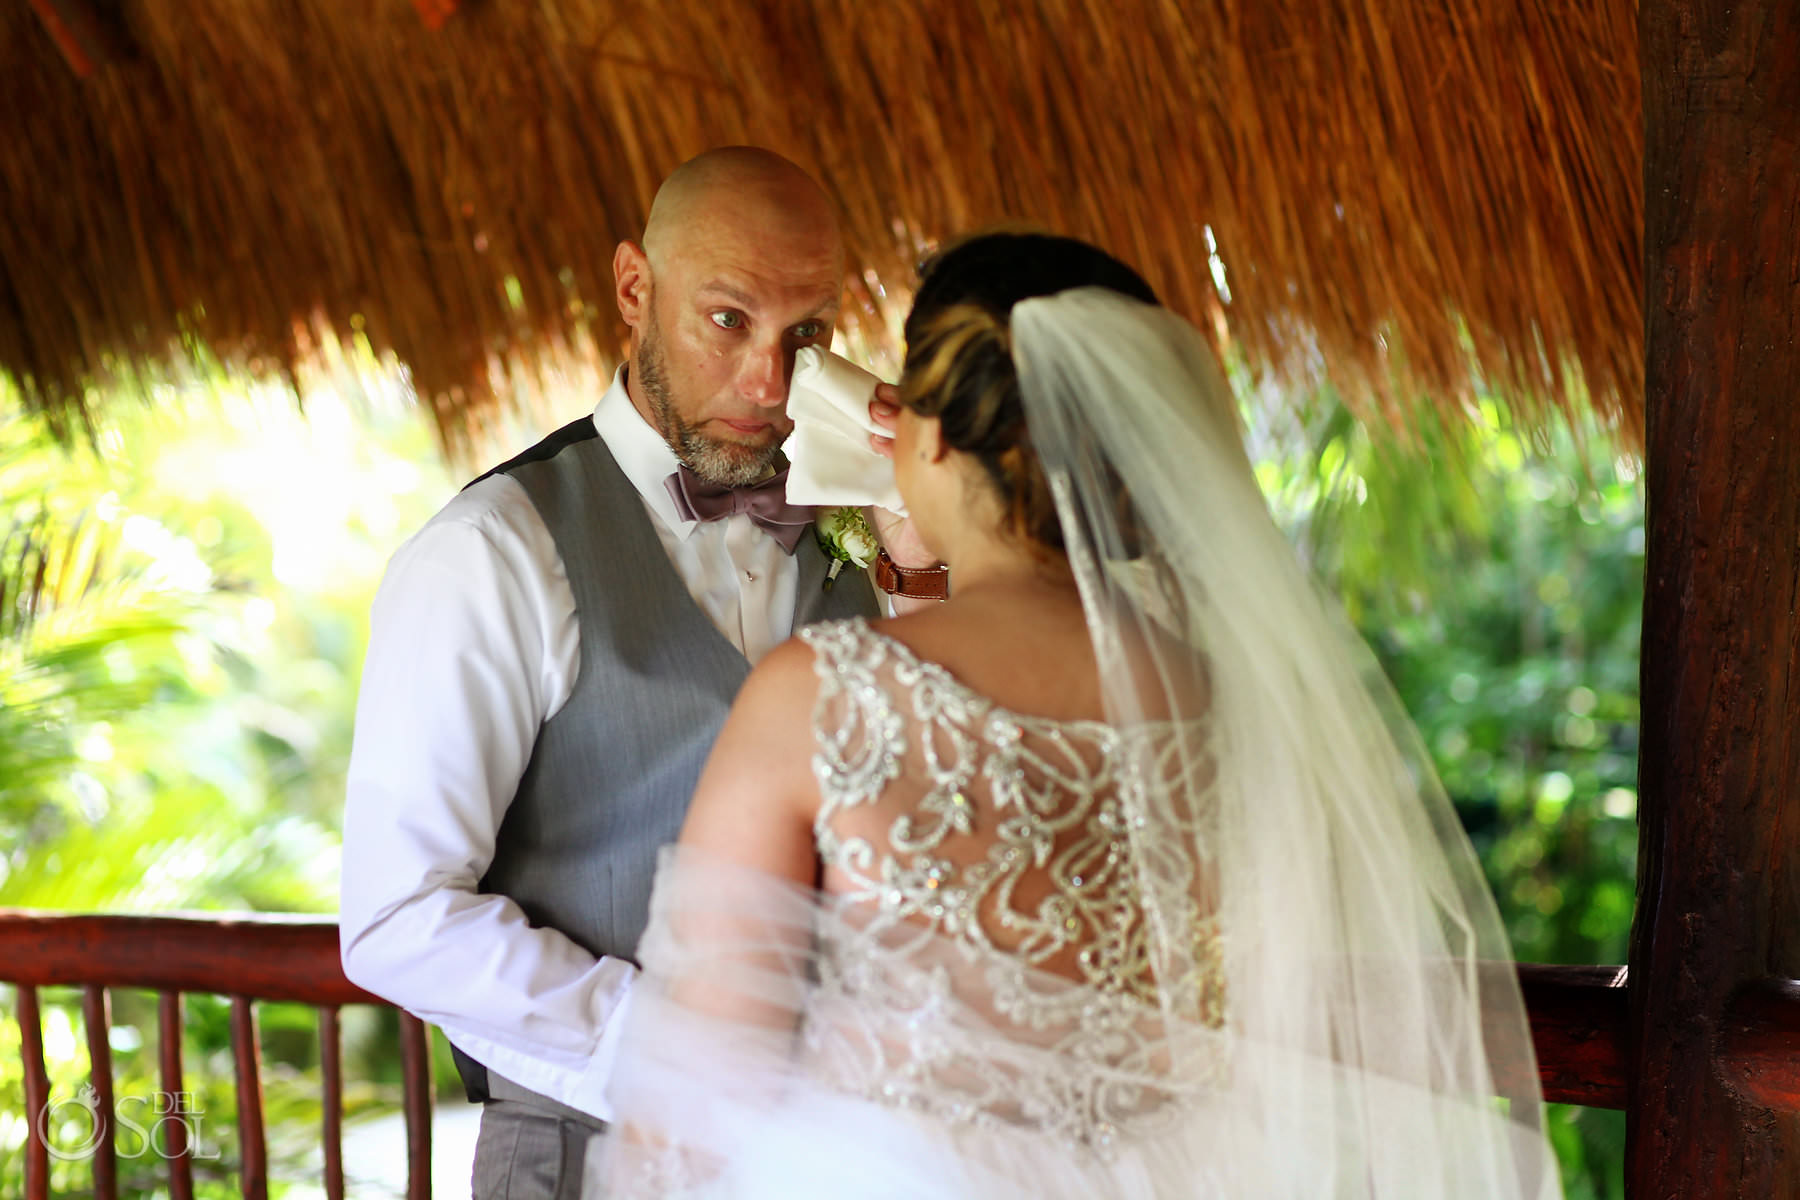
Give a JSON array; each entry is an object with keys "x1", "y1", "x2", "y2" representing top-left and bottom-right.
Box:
[
  {"x1": 1, "y1": 412, "x2": 333, "y2": 913},
  {"x1": 1248, "y1": 388, "x2": 1641, "y2": 1197},
  {"x1": 1, "y1": 372, "x2": 458, "y2": 1198},
  {"x1": 4, "y1": 362, "x2": 1644, "y2": 1197},
  {"x1": 0, "y1": 369, "x2": 452, "y2": 912},
  {"x1": 1260, "y1": 395, "x2": 1644, "y2": 967}
]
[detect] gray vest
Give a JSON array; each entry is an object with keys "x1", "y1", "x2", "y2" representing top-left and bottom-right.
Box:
[{"x1": 464, "y1": 417, "x2": 877, "y2": 1112}]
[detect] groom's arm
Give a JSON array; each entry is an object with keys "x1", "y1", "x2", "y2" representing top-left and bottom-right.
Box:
[{"x1": 340, "y1": 476, "x2": 634, "y2": 1121}]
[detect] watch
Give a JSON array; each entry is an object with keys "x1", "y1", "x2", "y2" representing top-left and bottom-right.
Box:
[{"x1": 874, "y1": 549, "x2": 950, "y2": 600}]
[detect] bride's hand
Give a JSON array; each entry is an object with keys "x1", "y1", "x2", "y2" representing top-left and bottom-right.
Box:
[
  {"x1": 865, "y1": 385, "x2": 935, "y2": 570},
  {"x1": 867, "y1": 382, "x2": 902, "y2": 462}
]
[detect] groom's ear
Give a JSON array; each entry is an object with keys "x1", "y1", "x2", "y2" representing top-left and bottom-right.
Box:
[{"x1": 614, "y1": 240, "x2": 651, "y2": 330}]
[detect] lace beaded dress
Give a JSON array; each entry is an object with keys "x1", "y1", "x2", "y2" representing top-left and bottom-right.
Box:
[
  {"x1": 599, "y1": 617, "x2": 1555, "y2": 1199},
  {"x1": 599, "y1": 620, "x2": 1276, "y2": 1198},
  {"x1": 796, "y1": 619, "x2": 1230, "y2": 1156}
]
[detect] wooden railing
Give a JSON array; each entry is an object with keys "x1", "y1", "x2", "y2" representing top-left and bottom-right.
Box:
[
  {"x1": 7, "y1": 911, "x2": 1800, "y2": 1198},
  {"x1": 0, "y1": 911, "x2": 434, "y2": 1200},
  {"x1": 1517, "y1": 963, "x2": 1630, "y2": 1108}
]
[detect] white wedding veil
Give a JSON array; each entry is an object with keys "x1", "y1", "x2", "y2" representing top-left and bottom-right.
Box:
[{"x1": 1011, "y1": 286, "x2": 1560, "y2": 1197}]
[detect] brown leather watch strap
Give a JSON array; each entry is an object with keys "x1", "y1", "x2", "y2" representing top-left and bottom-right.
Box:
[{"x1": 874, "y1": 548, "x2": 950, "y2": 600}]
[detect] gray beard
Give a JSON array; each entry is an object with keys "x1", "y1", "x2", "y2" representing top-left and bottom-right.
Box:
[{"x1": 638, "y1": 315, "x2": 784, "y2": 488}]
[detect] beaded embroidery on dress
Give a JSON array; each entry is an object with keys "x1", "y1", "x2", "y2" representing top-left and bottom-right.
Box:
[{"x1": 795, "y1": 617, "x2": 1229, "y2": 1157}]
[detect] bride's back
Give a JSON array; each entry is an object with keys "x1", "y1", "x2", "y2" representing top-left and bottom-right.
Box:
[
  {"x1": 802, "y1": 589, "x2": 1222, "y2": 1012},
  {"x1": 795, "y1": 599, "x2": 1227, "y2": 1149},
  {"x1": 870, "y1": 586, "x2": 1111, "y2": 723}
]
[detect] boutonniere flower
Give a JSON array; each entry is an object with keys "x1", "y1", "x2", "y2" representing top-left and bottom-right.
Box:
[{"x1": 815, "y1": 506, "x2": 878, "y2": 590}]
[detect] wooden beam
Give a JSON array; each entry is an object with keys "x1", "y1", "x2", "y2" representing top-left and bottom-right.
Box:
[
  {"x1": 157, "y1": 992, "x2": 194, "y2": 1200},
  {"x1": 229, "y1": 997, "x2": 268, "y2": 1200},
  {"x1": 1521, "y1": 965, "x2": 1631, "y2": 1109},
  {"x1": 18, "y1": 986, "x2": 50, "y2": 1200},
  {"x1": 81, "y1": 985, "x2": 117, "y2": 1200},
  {"x1": 1631, "y1": 2, "x2": 1800, "y2": 1196},
  {"x1": 399, "y1": 1014, "x2": 435, "y2": 1200},
  {"x1": 1720, "y1": 979, "x2": 1800, "y2": 1111},
  {"x1": 0, "y1": 911, "x2": 381, "y2": 1007},
  {"x1": 14, "y1": 910, "x2": 1800, "y2": 1118},
  {"x1": 320, "y1": 1008, "x2": 345, "y2": 1200}
]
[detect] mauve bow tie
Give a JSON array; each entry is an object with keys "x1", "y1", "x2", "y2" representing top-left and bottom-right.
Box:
[{"x1": 664, "y1": 464, "x2": 812, "y2": 554}]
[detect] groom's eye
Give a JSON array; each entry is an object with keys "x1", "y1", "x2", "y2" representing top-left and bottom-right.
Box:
[
  {"x1": 791, "y1": 321, "x2": 823, "y2": 340},
  {"x1": 710, "y1": 311, "x2": 744, "y2": 330}
]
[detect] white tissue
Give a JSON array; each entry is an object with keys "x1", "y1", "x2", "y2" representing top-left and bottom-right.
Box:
[{"x1": 784, "y1": 346, "x2": 906, "y2": 514}]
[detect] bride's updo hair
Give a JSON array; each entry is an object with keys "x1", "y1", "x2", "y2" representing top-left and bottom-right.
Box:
[{"x1": 899, "y1": 231, "x2": 1159, "y2": 555}]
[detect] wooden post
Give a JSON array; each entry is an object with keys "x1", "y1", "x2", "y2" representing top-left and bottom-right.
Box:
[
  {"x1": 398, "y1": 1014, "x2": 435, "y2": 1200},
  {"x1": 1630, "y1": 2, "x2": 1800, "y2": 1196}
]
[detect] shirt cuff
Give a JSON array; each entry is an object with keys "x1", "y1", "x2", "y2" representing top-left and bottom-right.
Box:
[
  {"x1": 432, "y1": 956, "x2": 637, "y2": 1123},
  {"x1": 568, "y1": 974, "x2": 635, "y2": 1123}
]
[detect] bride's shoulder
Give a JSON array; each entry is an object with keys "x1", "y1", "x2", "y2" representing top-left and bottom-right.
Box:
[
  {"x1": 796, "y1": 614, "x2": 935, "y2": 670},
  {"x1": 732, "y1": 635, "x2": 833, "y2": 725},
  {"x1": 804, "y1": 611, "x2": 960, "y2": 671},
  {"x1": 795, "y1": 615, "x2": 874, "y2": 655},
  {"x1": 768, "y1": 617, "x2": 923, "y2": 701},
  {"x1": 854, "y1": 598, "x2": 1110, "y2": 724},
  {"x1": 794, "y1": 615, "x2": 969, "y2": 701}
]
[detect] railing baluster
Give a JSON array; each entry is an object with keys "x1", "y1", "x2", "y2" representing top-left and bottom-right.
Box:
[
  {"x1": 399, "y1": 1013, "x2": 434, "y2": 1200},
  {"x1": 320, "y1": 1006, "x2": 345, "y2": 1200},
  {"x1": 82, "y1": 984, "x2": 117, "y2": 1200},
  {"x1": 18, "y1": 985, "x2": 51, "y2": 1200},
  {"x1": 229, "y1": 995, "x2": 267, "y2": 1200},
  {"x1": 159, "y1": 990, "x2": 194, "y2": 1200},
  {"x1": 2, "y1": 914, "x2": 462, "y2": 1196}
]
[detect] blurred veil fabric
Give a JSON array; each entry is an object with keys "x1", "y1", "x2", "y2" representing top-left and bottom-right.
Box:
[{"x1": 598, "y1": 289, "x2": 1561, "y2": 1198}]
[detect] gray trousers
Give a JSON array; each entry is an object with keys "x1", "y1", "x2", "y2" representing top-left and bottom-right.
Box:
[{"x1": 471, "y1": 1098, "x2": 608, "y2": 1199}]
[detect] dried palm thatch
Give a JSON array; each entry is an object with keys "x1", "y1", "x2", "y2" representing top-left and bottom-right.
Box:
[{"x1": 0, "y1": 0, "x2": 1641, "y2": 457}]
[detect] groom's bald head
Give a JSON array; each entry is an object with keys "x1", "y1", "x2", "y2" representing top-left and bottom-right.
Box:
[
  {"x1": 640, "y1": 147, "x2": 842, "y2": 274},
  {"x1": 611, "y1": 147, "x2": 844, "y2": 486}
]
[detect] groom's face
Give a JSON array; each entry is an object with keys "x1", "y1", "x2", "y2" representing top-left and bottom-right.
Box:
[{"x1": 625, "y1": 204, "x2": 842, "y2": 487}]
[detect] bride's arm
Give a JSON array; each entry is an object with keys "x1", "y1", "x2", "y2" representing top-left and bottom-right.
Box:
[
  {"x1": 603, "y1": 641, "x2": 825, "y2": 1181},
  {"x1": 679, "y1": 637, "x2": 821, "y2": 885},
  {"x1": 660, "y1": 638, "x2": 824, "y2": 1030}
]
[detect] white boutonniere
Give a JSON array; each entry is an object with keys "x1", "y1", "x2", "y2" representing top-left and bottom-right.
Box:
[{"x1": 815, "y1": 506, "x2": 878, "y2": 590}]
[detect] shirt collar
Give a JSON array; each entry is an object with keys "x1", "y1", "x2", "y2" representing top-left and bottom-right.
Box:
[{"x1": 591, "y1": 365, "x2": 700, "y2": 541}]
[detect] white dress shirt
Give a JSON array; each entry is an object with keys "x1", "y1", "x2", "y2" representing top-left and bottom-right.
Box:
[{"x1": 340, "y1": 367, "x2": 800, "y2": 1120}]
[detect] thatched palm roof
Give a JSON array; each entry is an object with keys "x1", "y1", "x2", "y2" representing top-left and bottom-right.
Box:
[{"x1": 2, "y1": 0, "x2": 1640, "y2": 453}]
